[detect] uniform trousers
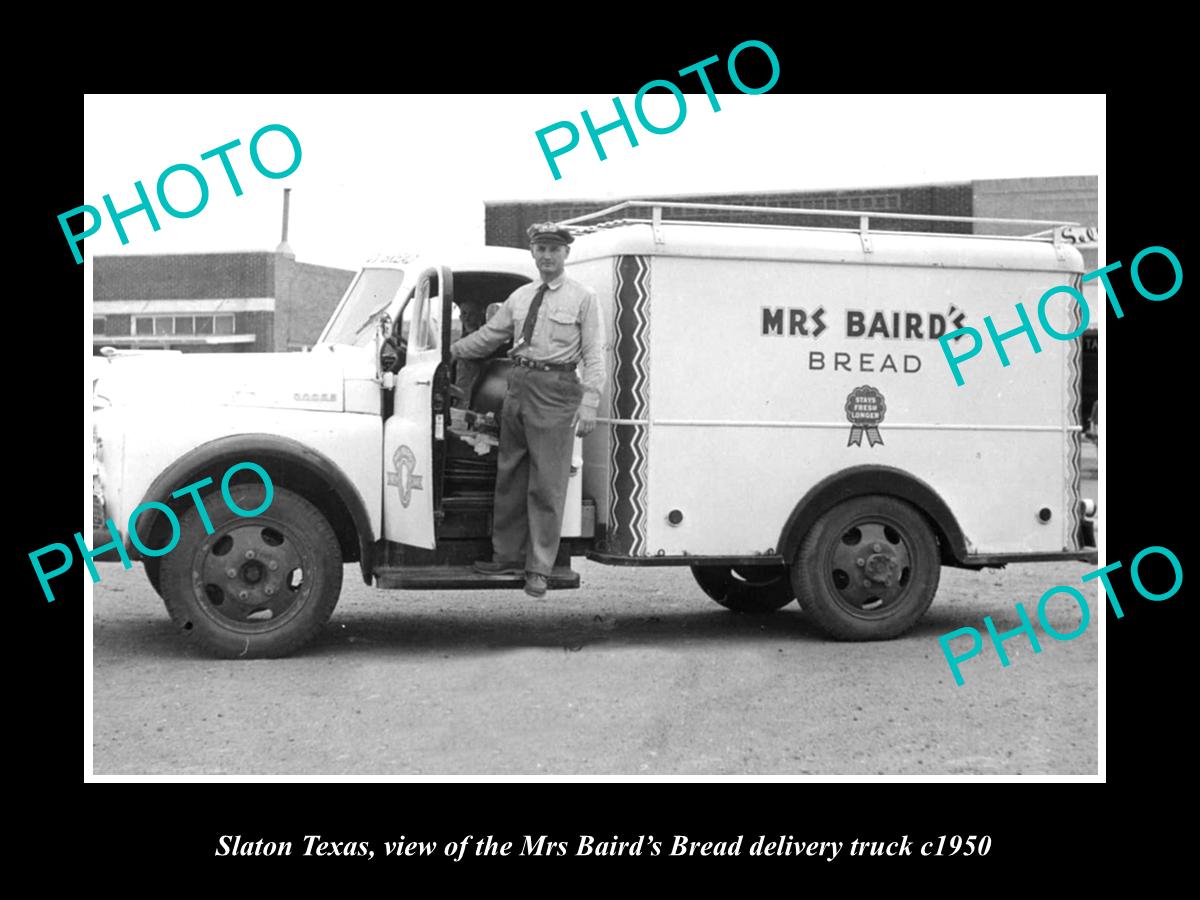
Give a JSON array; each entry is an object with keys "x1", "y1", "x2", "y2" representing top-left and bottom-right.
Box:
[{"x1": 493, "y1": 365, "x2": 583, "y2": 576}]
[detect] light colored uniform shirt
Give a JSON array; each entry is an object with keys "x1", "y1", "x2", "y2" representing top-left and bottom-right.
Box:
[{"x1": 450, "y1": 274, "x2": 607, "y2": 411}]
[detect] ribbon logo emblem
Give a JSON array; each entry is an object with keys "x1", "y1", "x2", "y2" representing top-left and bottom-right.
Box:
[
  {"x1": 845, "y1": 386, "x2": 886, "y2": 447},
  {"x1": 386, "y1": 444, "x2": 424, "y2": 508}
]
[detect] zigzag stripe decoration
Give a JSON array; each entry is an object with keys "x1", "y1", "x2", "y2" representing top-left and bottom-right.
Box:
[
  {"x1": 608, "y1": 255, "x2": 651, "y2": 557},
  {"x1": 1066, "y1": 274, "x2": 1083, "y2": 550}
]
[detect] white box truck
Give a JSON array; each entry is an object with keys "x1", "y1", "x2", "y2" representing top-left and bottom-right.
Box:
[{"x1": 91, "y1": 202, "x2": 1095, "y2": 657}]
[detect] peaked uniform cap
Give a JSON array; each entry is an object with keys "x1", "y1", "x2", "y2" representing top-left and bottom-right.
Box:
[{"x1": 526, "y1": 222, "x2": 574, "y2": 245}]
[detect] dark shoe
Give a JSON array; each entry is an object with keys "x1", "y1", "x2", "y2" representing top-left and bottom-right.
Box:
[
  {"x1": 524, "y1": 572, "x2": 548, "y2": 598},
  {"x1": 473, "y1": 559, "x2": 524, "y2": 575}
]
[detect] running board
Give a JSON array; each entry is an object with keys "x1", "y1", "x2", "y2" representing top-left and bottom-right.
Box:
[{"x1": 373, "y1": 565, "x2": 581, "y2": 591}]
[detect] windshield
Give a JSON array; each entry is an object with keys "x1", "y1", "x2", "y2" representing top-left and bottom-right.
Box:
[{"x1": 320, "y1": 268, "x2": 407, "y2": 347}]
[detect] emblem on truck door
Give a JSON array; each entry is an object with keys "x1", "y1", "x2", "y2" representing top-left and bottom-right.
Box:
[
  {"x1": 845, "y1": 386, "x2": 886, "y2": 447},
  {"x1": 386, "y1": 444, "x2": 424, "y2": 508}
]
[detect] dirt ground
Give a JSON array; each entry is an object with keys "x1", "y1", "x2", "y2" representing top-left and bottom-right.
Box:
[{"x1": 91, "y1": 556, "x2": 1097, "y2": 777}]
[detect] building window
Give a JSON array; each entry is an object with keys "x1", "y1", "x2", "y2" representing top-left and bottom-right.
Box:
[
  {"x1": 127, "y1": 313, "x2": 240, "y2": 338},
  {"x1": 799, "y1": 194, "x2": 902, "y2": 213},
  {"x1": 94, "y1": 316, "x2": 106, "y2": 335}
]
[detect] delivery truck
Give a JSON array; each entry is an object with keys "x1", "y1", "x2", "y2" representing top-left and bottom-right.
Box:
[{"x1": 91, "y1": 201, "x2": 1096, "y2": 657}]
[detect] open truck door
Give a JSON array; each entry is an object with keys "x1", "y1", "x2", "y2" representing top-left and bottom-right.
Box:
[{"x1": 383, "y1": 265, "x2": 452, "y2": 550}]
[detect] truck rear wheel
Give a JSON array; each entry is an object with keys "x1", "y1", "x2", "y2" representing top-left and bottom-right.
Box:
[
  {"x1": 159, "y1": 483, "x2": 343, "y2": 658},
  {"x1": 792, "y1": 496, "x2": 939, "y2": 640},
  {"x1": 692, "y1": 565, "x2": 795, "y2": 613}
]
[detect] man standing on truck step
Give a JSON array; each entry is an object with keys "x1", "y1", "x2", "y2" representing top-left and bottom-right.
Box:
[{"x1": 449, "y1": 223, "x2": 606, "y2": 598}]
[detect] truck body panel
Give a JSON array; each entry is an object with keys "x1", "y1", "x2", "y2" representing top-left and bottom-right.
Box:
[{"x1": 567, "y1": 222, "x2": 1084, "y2": 561}]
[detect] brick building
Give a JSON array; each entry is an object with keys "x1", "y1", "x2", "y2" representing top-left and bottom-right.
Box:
[
  {"x1": 970, "y1": 176, "x2": 1098, "y2": 284},
  {"x1": 93, "y1": 250, "x2": 354, "y2": 354},
  {"x1": 487, "y1": 177, "x2": 1096, "y2": 263},
  {"x1": 486, "y1": 182, "x2": 982, "y2": 247}
]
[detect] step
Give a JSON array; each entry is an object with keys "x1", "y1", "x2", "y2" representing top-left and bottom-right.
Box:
[
  {"x1": 374, "y1": 565, "x2": 580, "y2": 591},
  {"x1": 442, "y1": 494, "x2": 495, "y2": 512}
]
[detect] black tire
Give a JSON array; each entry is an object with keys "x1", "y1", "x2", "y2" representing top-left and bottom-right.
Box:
[
  {"x1": 1081, "y1": 516, "x2": 1097, "y2": 548},
  {"x1": 143, "y1": 557, "x2": 164, "y2": 599},
  {"x1": 159, "y1": 483, "x2": 343, "y2": 658},
  {"x1": 792, "y1": 496, "x2": 939, "y2": 640},
  {"x1": 692, "y1": 565, "x2": 796, "y2": 613}
]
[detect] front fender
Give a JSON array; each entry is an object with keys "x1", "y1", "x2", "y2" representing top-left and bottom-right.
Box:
[
  {"x1": 136, "y1": 433, "x2": 378, "y2": 585},
  {"x1": 103, "y1": 406, "x2": 381, "y2": 585}
]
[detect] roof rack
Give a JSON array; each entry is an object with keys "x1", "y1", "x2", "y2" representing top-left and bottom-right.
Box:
[{"x1": 556, "y1": 200, "x2": 1085, "y2": 256}]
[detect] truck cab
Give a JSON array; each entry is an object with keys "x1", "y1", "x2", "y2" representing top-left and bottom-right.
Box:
[{"x1": 93, "y1": 245, "x2": 591, "y2": 657}]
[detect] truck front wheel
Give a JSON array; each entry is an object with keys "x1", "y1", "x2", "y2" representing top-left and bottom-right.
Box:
[
  {"x1": 692, "y1": 565, "x2": 795, "y2": 613},
  {"x1": 159, "y1": 483, "x2": 343, "y2": 658},
  {"x1": 143, "y1": 557, "x2": 163, "y2": 599},
  {"x1": 792, "y1": 496, "x2": 939, "y2": 640}
]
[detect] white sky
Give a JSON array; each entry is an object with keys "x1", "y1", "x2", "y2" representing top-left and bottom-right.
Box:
[{"x1": 82, "y1": 94, "x2": 1104, "y2": 271}]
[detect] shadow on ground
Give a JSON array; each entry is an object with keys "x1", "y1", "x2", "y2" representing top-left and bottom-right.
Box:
[{"x1": 97, "y1": 598, "x2": 998, "y2": 662}]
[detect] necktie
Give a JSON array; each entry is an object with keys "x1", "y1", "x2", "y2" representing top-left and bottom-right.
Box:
[{"x1": 519, "y1": 283, "x2": 549, "y2": 350}]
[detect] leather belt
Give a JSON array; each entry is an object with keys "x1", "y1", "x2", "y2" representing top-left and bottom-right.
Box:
[{"x1": 511, "y1": 356, "x2": 578, "y2": 373}]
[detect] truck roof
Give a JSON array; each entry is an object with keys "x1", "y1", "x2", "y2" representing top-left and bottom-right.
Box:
[
  {"x1": 558, "y1": 201, "x2": 1088, "y2": 273},
  {"x1": 362, "y1": 245, "x2": 533, "y2": 276},
  {"x1": 566, "y1": 219, "x2": 1085, "y2": 273}
]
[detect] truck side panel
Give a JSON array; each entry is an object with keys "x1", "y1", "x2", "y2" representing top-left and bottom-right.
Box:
[{"x1": 590, "y1": 250, "x2": 1082, "y2": 558}]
